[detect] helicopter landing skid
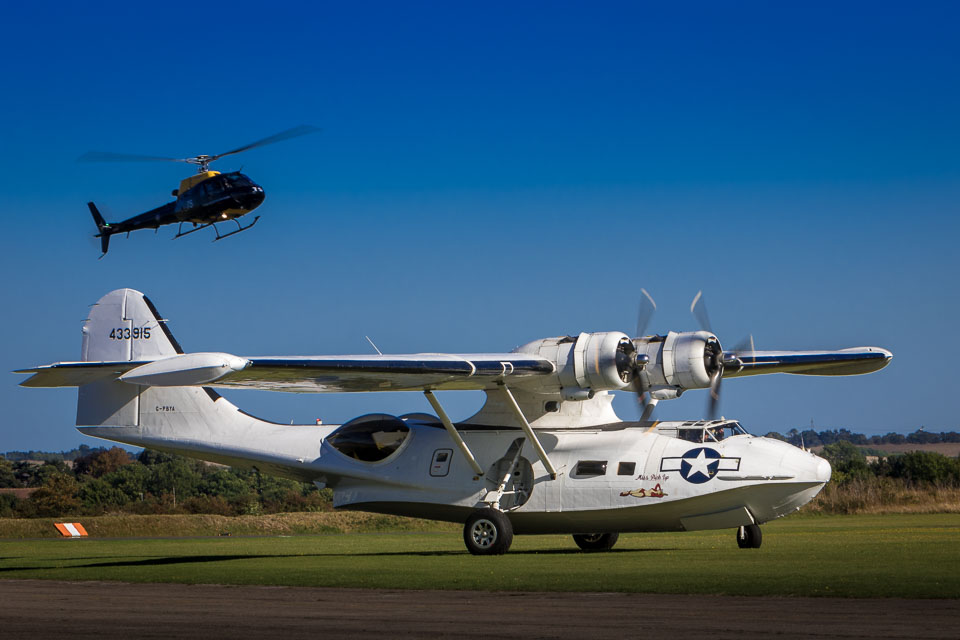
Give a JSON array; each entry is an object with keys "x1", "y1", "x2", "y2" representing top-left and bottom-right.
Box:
[{"x1": 174, "y1": 216, "x2": 260, "y2": 242}]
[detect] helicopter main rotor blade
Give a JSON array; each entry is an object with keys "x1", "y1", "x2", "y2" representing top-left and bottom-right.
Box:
[
  {"x1": 78, "y1": 151, "x2": 186, "y2": 164},
  {"x1": 210, "y1": 125, "x2": 320, "y2": 162}
]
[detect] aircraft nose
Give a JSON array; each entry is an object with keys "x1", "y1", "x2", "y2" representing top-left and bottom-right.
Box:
[
  {"x1": 243, "y1": 188, "x2": 265, "y2": 209},
  {"x1": 815, "y1": 455, "x2": 832, "y2": 483}
]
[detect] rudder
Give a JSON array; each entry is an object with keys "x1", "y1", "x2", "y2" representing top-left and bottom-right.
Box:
[{"x1": 77, "y1": 289, "x2": 185, "y2": 427}]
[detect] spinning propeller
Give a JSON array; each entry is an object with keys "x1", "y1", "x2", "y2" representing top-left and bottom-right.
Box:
[
  {"x1": 630, "y1": 289, "x2": 755, "y2": 421},
  {"x1": 79, "y1": 125, "x2": 320, "y2": 173},
  {"x1": 690, "y1": 290, "x2": 754, "y2": 419}
]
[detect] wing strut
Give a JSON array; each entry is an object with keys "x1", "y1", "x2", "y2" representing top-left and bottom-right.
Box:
[
  {"x1": 497, "y1": 383, "x2": 558, "y2": 480},
  {"x1": 424, "y1": 390, "x2": 485, "y2": 477}
]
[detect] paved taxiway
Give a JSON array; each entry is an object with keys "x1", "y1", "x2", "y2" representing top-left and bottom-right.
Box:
[{"x1": 2, "y1": 580, "x2": 957, "y2": 639}]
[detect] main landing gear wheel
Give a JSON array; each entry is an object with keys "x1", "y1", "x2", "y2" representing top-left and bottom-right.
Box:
[
  {"x1": 572, "y1": 533, "x2": 620, "y2": 551},
  {"x1": 737, "y1": 524, "x2": 762, "y2": 549},
  {"x1": 463, "y1": 508, "x2": 513, "y2": 555}
]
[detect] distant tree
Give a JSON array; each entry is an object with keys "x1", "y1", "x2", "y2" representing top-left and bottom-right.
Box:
[
  {"x1": 764, "y1": 432, "x2": 787, "y2": 442},
  {"x1": 0, "y1": 457, "x2": 18, "y2": 488},
  {"x1": 146, "y1": 458, "x2": 201, "y2": 505},
  {"x1": 75, "y1": 447, "x2": 133, "y2": 478},
  {"x1": 30, "y1": 473, "x2": 81, "y2": 516},
  {"x1": 889, "y1": 451, "x2": 960, "y2": 485},
  {"x1": 79, "y1": 476, "x2": 130, "y2": 512},
  {"x1": 199, "y1": 469, "x2": 255, "y2": 502},
  {"x1": 906, "y1": 429, "x2": 940, "y2": 445},
  {"x1": 819, "y1": 441, "x2": 871, "y2": 483},
  {"x1": 879, "y1": 432, "x2": 906, "y2": 445},
  {"x1": 0, "y1": 493, "x2": 18, "y2": 518},
  {"x1": 104, "y1": 462, "x2": 152, "y2": 502},
  {"x1": 138, "y1": 449, "x2": 179, "y2": 466}
]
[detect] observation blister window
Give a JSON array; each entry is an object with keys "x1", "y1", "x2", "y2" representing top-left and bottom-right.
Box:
[{"x1": 327, "y1": 414, "x2": 410, "y2": 462}]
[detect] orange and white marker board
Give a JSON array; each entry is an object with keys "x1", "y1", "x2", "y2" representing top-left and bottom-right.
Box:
[{"x1": 54, "y1": 523, "x2": 88, "y2": 537}]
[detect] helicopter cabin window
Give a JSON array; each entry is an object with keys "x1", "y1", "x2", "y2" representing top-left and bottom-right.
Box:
[
  {"x1": 618, "y1": 462, "x2": 636, "y2": 476},
  {"x1": 204, "y1": 178, "x2": 225, "y2": 195},
  {"x1": 575, "y1": 460, "x2": 607, "y2": 477},
  {"x1": 326, "y1": 414, "x2": 410, "y2": 463}
]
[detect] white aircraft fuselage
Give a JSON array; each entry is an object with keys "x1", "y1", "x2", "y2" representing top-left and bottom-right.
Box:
[{"x1": 19, "y1": 288, "x2": 882, "y2": 554}]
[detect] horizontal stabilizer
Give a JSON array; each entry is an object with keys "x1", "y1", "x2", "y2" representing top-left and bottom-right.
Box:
[{"x1": 16, "y1": 361, "x2": 137, "y2": 387}]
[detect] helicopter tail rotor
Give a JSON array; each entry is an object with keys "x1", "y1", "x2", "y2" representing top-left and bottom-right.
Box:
[{"x1": 88, "y1": 202, "x2": 112, "y2": 256}]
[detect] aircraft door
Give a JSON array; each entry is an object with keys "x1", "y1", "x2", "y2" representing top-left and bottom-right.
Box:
[{"x1": 429, "y1": 449, "x2": 453, "y2": 477}]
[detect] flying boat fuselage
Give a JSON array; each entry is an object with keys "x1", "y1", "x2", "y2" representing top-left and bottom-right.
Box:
[{"x1": 300, "y1": 418, "x2": 831, "y2": 534}]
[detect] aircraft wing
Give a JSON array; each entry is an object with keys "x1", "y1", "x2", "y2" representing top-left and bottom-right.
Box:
[
  {"x1": 723, "y1": 347, "x2": 892, "y2": 378},
  {"x1": 17, "y1": 353, "x2": 557, "y2": 392},
  {"x1": 219, "y1": 354, "x2": 555, "y2": 392}
]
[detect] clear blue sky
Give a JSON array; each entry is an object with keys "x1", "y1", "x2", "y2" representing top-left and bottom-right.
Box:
[{"x1": 2, "y1": 2, "x2": 957, "y2": 451}]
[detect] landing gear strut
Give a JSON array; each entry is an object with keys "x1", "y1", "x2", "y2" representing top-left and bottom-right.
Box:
[
  {"x1": 737, "y1": 524, "x2": 762, "y2": 548},
  {"x1": 463, "y1": 508, "x2": 513, "y2": 555},
  {"x1": 573, "y1": 533, "x2": 619, "y2": 551}
]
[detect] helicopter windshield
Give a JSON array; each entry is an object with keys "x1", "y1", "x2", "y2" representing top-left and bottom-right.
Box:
[{"x1": 223, "y1": 172, "x2": 253, "y2": 187}]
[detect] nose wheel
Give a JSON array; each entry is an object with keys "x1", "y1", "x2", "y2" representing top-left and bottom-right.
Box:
[
  {"x1": 737, "y1": 524, "x2": 762, "y2": 548},
  {"x1": 463, "y1": 508, "x2": 513, "y2": 555}
]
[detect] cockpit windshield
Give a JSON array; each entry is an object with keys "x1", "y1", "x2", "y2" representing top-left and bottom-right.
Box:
[{"x1": 657, "y1": 421, "x2": 750, "y2": 443}]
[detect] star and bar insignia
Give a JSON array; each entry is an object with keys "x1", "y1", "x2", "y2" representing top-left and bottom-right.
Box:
[{"x1": 660, "y1": 447, "x2": 740, "y2": 484}]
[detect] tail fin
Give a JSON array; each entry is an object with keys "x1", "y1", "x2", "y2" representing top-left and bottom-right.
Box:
[
  {"x1": 87, "y1": 202, "x2": 111, "y2": 256},
  {"x1": 81, "y1": 288, "x2": 183, "y2": 362},
  {"x1": 37, "y1": 288, "x2": 331, "y2": 477},
  {"x1": 78, "y1": 289, "x2": 184, "y2": 426}
]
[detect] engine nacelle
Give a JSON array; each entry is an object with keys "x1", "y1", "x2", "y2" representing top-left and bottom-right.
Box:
[
  {"x1": 638, "y1": 330, "x2": 722, "y2": 392},
  {"x1": 515, "y1": 331, "x2": 635, "y2": 399}
]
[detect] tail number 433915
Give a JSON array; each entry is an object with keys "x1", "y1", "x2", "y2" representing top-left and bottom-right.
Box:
[{"x1": 109, "y1": 327, "x2": 151, "y2": 340}]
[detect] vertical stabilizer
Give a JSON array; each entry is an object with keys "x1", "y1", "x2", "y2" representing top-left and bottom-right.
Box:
[
  {"x1": 77, "y1": 289, "x2": 183, "y2": 427},
  {"x1": 81, "y1": 288, "x2": 182, "y2": 362}
]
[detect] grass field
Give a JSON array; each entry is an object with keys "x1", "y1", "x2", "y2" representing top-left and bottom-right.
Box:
[{"x1": 1, "y1": 513, "x2": 958, "y2": 598}]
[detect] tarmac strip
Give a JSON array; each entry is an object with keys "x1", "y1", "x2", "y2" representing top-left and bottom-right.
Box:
[{"x1": 1, "y1": 579, "x2": 958, "y2": 639}]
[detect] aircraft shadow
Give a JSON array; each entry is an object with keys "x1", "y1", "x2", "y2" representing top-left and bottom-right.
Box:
[
  {"x1": 0, "y1": 554, "x2": 272, "y2": 572},
  {"x1": 0, "y1": 547, "x2": 684, "y2": 570}
]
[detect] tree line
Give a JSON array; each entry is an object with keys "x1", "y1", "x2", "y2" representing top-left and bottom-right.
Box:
[
  {"x1": 0, "y1": 446, "x2": 330, "y2": 519},
  {"x1": 764, "y1": 427, "x2": 960, "y2": 448}
]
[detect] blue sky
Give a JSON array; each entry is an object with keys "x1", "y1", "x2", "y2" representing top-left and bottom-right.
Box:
[{"x1": 1, "y1": 2, "x2": 958, "y2": 451}]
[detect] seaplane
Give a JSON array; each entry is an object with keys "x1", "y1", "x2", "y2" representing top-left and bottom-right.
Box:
[{"x1": 16, "y1": 289, "x2": 891, "y2": 554}]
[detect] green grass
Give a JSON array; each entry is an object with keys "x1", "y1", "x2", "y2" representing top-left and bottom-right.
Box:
[
  {"x1": 1, "y1": 513, "x2": 957, "y2": 598},
  {"x1": 0, "y1": 511, "x2": 457, "y2": 538}
]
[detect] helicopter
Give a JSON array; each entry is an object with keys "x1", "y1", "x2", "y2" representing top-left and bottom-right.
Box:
[{"x1": 79, "y1": 125, "x2": 319, "y2": 256}]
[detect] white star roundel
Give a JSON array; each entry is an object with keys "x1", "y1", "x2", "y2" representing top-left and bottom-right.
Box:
[{"x1": 679, "y1": 447, "x2": 721, "y2": 483}]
